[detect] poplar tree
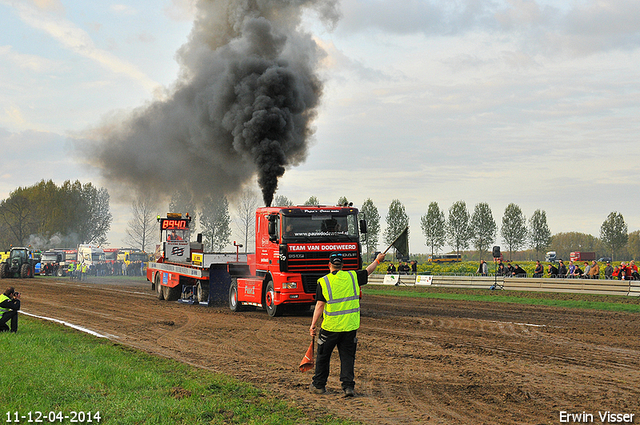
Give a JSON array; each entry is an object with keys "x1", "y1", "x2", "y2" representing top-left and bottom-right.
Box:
[
  {"x1": 529, "y1": 209, "x2": 551, "y2": 260},
  {"x1": 600, "y1": 211, "x2": 628, "y2": 261},
  {"x1": 420, "y1": 202, "x2": 445, "y2": 257},
  {"x1": 303, "y1": 196, "x2": 320, "y2": 206},
  {"x1": 446, "y1": 201, "x2": 471, "y2": 257},
  {"x1": 384, "y1": 199, "x2": 409, "y2": 258},
  {"x1": 359, "y1": 198, "x2": 380, "y2": 261},
  {"x1": 470, "y1": 202, "x2": 496, "y2": 260},
  {"x1": 272, "y1": 195, "x2": 292, "y2": 207},
  {"x1": 501, "y1": 203, "x2": 527, "y2": 260}
]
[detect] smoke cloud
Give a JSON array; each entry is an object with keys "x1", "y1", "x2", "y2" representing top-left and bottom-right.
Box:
[{"x1": 83, "y1": 0, "x2": 340, "y2": 207}]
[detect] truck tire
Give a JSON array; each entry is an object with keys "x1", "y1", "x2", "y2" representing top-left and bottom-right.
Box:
[
  {"x1": 57, "y1": 267, "x2": 64, "y2": 277},
  {"x1": 156, "y1": 274, "x2": 164, "y2": 300},
  {"x1": 163, "y1": 284, "x2": 181, "y2": 301},
  {"x1": 264, "y1": 280, "x2": 282, "y2": 317},
  {"x1": 0, "y1": 263, "x2": 7, "y2": 278},
  {"x1": 229, "y1": 279, "x2": 244, "y2": 312},
  {"x1": 20, "y1": 264, "x2": 31, "y2": 278},
  {"x1": 196, "y1": 281, "x2": 209, "y2": 303}
]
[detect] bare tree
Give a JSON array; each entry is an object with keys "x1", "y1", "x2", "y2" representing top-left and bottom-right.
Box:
[
  {"x1": 169, "y1": 188, "x2": 197, "y2": 233},
  {"x1": 234, "y1": 189, "x2": 259, "y2": 253},
  {"x1": 200, "y1": 195, "x2": 231, "y2": 251},
  {"x1": 124, "y1": 194, "x2": 158, "y2": 252}
]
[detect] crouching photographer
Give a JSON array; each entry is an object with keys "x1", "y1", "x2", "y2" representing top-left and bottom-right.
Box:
[{"x1": 0, "y1": 287, "x2": 21, "y2": 333}]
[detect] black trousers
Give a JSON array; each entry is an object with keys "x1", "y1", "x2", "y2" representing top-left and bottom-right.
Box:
[
  {"x1": 312, "y1": 328, "x2": 358, "y2": 390},
  {"x1": 0, "y1": 310, "x2": 18, "y2": 332}
]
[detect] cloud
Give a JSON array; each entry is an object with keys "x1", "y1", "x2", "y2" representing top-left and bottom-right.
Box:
[
  {"x1": 0, "y1": 128, "x2": 90, "y2": 198},
  {"x1": 336, "y1": 0, "x2": 640, "y2": 56},
  {"x1": 0, "y1": 45, "x2": 56, "y2": 72},
  {"x1": 3, "y1": 106, "x2": 27, "y2": 127},
  {"x1": 110, "y1": 4, "x2": 137, "y2": 15},
  {"x1": 4, "y1": 2, "x2": 160, "y2": 93},
  {"x1": 164, "y1": 0, "x2": 198, "y2": 21},
  {"x1": 30, "y1": 0, "x2": 64, "y2": 13}
]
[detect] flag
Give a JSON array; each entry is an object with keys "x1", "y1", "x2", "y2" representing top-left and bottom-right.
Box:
[{"x1": 392, "y1": 226, "x2": 409, "y2": 257}]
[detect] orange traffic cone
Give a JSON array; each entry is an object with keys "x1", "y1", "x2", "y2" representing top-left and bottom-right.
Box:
[{"x1": 299, "y1": 337, "x2": 315, "y2": 372}]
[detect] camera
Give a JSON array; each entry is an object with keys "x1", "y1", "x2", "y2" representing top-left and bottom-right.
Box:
[{"x1": 13, "y1": 292, "x2": 20, "y2": 298}]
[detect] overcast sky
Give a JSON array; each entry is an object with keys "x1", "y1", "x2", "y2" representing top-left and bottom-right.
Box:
[{"x1": 1, "y1": 0, "x2": 639, "y2": 255}]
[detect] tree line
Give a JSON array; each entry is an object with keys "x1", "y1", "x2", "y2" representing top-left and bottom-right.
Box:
[
  {"x1": 2, "y1": 182, "x2": 633, "y2": 262},
  {"x1": 0, "y1": 180, "x2": 112, "y2": 248}
]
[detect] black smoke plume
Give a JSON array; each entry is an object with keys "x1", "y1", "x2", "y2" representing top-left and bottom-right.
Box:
[{"x1": 83, "y1": 0, "x2": 339, "y2": 207}]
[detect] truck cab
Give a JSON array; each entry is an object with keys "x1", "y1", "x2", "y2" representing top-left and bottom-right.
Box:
[
  {"x1": 77, "y1": 244, "x2": 106, "y2": 268},
  {"x1": 231, "y1": 205, "x2": 365, "y2": 317}
]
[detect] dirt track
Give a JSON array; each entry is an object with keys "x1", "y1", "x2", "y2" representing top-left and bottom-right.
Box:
[{"x1": 11, "y1": 276, "x2": 640, "y2": 424}]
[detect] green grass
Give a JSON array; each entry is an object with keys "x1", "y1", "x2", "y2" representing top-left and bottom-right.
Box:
[
  {"x1": 0, "y1": 317, "x2": 355, "y2": 425},
  {"x1": 362, "y1": 286, "x2": 640, "y2": 313}
]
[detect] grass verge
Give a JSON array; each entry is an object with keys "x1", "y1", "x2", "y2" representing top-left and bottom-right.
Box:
[
  {"x1": 0, "y1": 317, "x2": 355, "y2": 425},
  {"x1": 363, "y1": 285, "x2": 640, "y2": 313}
]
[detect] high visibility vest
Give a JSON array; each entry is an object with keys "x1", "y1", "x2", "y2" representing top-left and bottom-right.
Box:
[
  {"x1": 318, "y1": 270, "x2": 360, "y2": 332},
  {"x1": 0, "y1": 294, "x2": 11, "y2": 313}
]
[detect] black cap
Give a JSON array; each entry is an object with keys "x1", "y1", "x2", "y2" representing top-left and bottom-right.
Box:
[{"x1": 329, "y1": 252, "x2": 343, "y2": 265}]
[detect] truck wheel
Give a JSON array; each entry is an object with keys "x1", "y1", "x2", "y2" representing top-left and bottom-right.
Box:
[
  {"x1": 156, "y1": 274, "x2": 164, "y2": 300},
  {"x1": 57, "y1": 268, "x2": 64, "y2": 277},
  {"x1": 229, "y1": 280, "x2": 244, "y2": 312},
  {"x1": 264, "y1": 281, "x2": 281, "y2": 317},
  {"x1": 196, "y1": 281, "x2": 209, "y2": 303},
  {"x1": 20, "y1": 264, "x2": 30, "y2": 278},
  {"x1": 0, "y1": 263, "x2": 7, "y2": 278},
  {"x1": 164, "y1": 284, "x2": 181, "y2": 301}
]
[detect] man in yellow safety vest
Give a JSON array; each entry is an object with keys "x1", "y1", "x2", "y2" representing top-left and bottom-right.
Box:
[
  {"x1": 309, "y1": 251, "x2": 386, "y2": 397},
  {"x1": 0, "y1": 287, "x2": 21, "y2": 333}
]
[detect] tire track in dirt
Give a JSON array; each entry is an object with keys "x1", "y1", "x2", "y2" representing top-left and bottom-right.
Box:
[{"x1": 11, "y1": 278, "x2": 640, "y2": 425}]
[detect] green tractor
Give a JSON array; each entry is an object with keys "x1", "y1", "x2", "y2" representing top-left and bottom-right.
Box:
[{"x1": 0, "y1": 247, "x2": 36, "y2": 279}]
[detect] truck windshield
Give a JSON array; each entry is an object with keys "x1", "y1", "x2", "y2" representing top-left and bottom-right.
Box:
[
  {"x1": 42, "y1": 253, "x2": 58, "y2": 262},
  {"x1": 91, "y1": 253, "x2": 106, "y2": 262},
  {"x1": 165, "y1": 229, "x2": 189, "y2": 242},
  {"x1": 105, "y1": 251, "x2": 117, "y2": 261},
  {"x1": 282, "y1": 214, "x2": 358, "y2": 242},
  {"x1": 130, "y1": 253, "x2": 147, "y2": 262}
]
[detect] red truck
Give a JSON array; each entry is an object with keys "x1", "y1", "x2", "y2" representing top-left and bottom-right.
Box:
[
  {"x1": 147, "y1": 206, "x2": 366, "y2": 317},
  {"x1": 570, "y1": 251, "x2": 597, "y2": 262}
]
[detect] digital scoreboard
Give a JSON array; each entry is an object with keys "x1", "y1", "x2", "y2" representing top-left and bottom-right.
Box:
[{"x1": 160, "y1": 218, "x2": 190, "y2": 230}]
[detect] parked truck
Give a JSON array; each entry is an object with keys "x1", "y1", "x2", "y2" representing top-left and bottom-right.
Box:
[
  {"x1": 570, "y1": 251, "x2": 597, "y2": 262},
  {"x1": 59, "y1": 249, "x2": 78, "y2": 276},
  {"x1": 147, "y1": 205, "x2": 367, "y2": 317},
  {"x1": 77, "y1": 244, "x2": 106, "y2": 267},
  {"x1": 104, "y1": 248, "x2": 119, "y2": 264},
  {"x1": 41, "y1": 250, "x2": 64, "y2": 276}
]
